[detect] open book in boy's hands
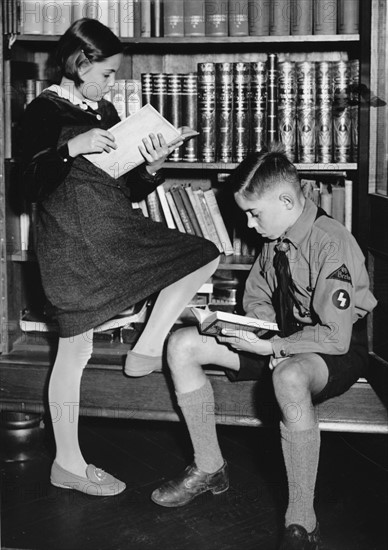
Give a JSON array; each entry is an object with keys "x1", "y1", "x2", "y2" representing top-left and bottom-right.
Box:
[
  {"x1": 191, "y1": 306, "x2": 279, "y2": 337},
  {"x1": 83, "y1": 103, "x2": 199, "y2": 179}
]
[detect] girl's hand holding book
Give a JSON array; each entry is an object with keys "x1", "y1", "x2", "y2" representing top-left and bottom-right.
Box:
[
  {"x1": 68, "y1": 129, "x2": 117, "y2": 157},
  {"x1": 140, "y1": 132, "x2": 184, "y2": 175}
]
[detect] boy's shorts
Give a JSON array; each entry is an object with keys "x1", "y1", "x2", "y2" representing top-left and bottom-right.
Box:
[{"x1": 224, "y1": 318, "x2": 369, "y2": 404}]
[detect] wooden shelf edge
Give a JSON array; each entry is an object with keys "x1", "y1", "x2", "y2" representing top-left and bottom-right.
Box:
[{"x1": 164, "y1": 162, "x2": 358, "y2": 171}]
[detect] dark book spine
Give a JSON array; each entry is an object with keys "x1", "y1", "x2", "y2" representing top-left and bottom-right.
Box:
[
  {"x1": 164, "y1": 0, "x2": 185, "y2": 36},
  {"x1": 248, "y1": 0, "x2": 270, "y2": 35},
  {"x1": 266, "y1": 53, "x2": 278, "y2": 144},
  {"x1": 313, "y1": 0, "x2": 337, "y2": 35},
  {"x1": 338, "y1": 0, "x2": 359, "y2": 34},
  {"x1": 278, "y1": 61, "x2": 297, "y2": 162},
  {"x1": 182, "y1": 73, "x2": 198, "y2": 162},
  {"x1": 332, "y1": 60, "x2": 351, "y2": 162},
  {"x1": 198, "y1": 62, "x2": 216, "y2": 163},
  {"x1": 151, "y1": 73, "x2": 168, "y2": 117},
  {"x1": 290, "y1": 0, "x2": 313, "y2": 35},
  {"x1": 141, "y1": 73, "x2": 153, "y2": 105},
  {"x1": 270, "y1": 0, "x2": 291, "y2": 36},
  {"x1": 184, "y1": 0, "x2": 205, "y2": 36},
  {"x1": 296, "y1": 61, "x2": 316, "y2": 163},
  {"x1": 349, "y1": 59, "x2": 359, "y2": 162},
  {"x1": 233, "y1": 62, "x2": 251, "y2": 163},
  {"x1": 152, "y1": 0, "x2": 162, "y2": 37},
  {"x1": 316, "y1": 61, "x2": 333, "y2": 163},
  {"x1": 134, "y1": 0, "x2": 142, "y2": 38},
  {"x1": 167, "y1": 74, "x2": 183, "y2": 162},
  {"x1": 229, "y1": 0, "x2": 249, "y2": 36},
  {"x1": 216, "y1": 63, "x2": 234, "y2": 163},
  {"x1": 205, "y1": 0, "x2": 228, "y2": 36},
  {"x1": 179, "y1": 185, "x2": 203, "y2": 237},
  {"x1": 170, "y1": 186, "x2": 196, "y2": 234},
  {"x1": 250, "y1": 61, "x2": 267, "y2": 152}
]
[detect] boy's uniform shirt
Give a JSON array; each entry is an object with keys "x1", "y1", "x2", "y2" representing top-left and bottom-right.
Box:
[{"x1": 243, "y1": 198, "x2": 377, "y2": 358}]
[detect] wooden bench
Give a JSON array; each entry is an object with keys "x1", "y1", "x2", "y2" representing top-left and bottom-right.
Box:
[{"x1": 1, "y1": 341, "x2": 387, "y2": 434}]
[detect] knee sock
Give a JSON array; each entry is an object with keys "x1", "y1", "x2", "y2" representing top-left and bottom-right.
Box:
[
  {"x1": 280, "y1": 421, "x2": 321, "y2": 533},
  {"x1": 177, "y1": 379, "x2": 224, "y2": 474},
  {"x1": 48, "y1": 331, "x2": 93, "y2": 476}
]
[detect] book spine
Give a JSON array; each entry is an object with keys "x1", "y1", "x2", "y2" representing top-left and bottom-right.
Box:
[
  {"x1": 319, "y1": 183, "x2": 332, "y2": 216},
  {"x1": 332, "y1": 60, "x2": 351, "y2": 163},
  {"x1": 203, "y1": 188, "x2": 234, "y2": 255},
  {"x1": 141, "y1": 0, "x2": 151, "y2": 36},
  {"x1": 151, "y1": 73, "x2": 168, "y2": 118},
  {"x1": 278, "y1": 60, "x2": 297, "y2": 162},
  {"x1": 164, "y1": 0, "x2": 184, "y2": 36},
  {"x1": 233, "y1": 62, "x2": 251, "y2": 163},
  {"x1": 296, "y1": 61, "x2": 316, "y2": 163},
  {"x1": 170, "y1": 186, "x2": 196, "y2": 234},
  {"x1": 331, "y1": 183, "x2": 345, "y2": 225},
  {"x1": 248, "y1": 0, "x2": 269, "y2": 36},
  {"x1": 141, "y1": 72, "x2": 153, "y2": 105},
  {"x1": 108, "y1": 0, "x2": 120, "y2": 34},
  {"x1": 193, "y1": 188, "x2": 224, "y2": 251},
  {"x1": 15, "y1": 0, "x2": 22, "y2": 34},
  {"x1": 344, "y1": 178, "x2": 352, "y2": 231},
  {"x1": 133, "y1": 0, "x2": 142, "y2": 37},
  {"x1": 25, "y1": 79, "x2": 36, "y2": 105},
  {"x1": 184, "y1": 0, "x2": 205, "y2": 36},
  {"x1": 146, "y1": 190, "x2": 165, "y2": 223},
  {"x1": 120, "y1": 0, "x2": 135, "y2": 37},
  {"x1": 270, "y1": 0, "x2": 291, "y2": 36},
  {"x1": 152, "y1": 0, "x2": 162, "y2": 36},
  {"x1": 316, "y1": 61, "x2": 333, "y2": 163},
  {"x1": 42, "y1": 2, "x2": 55, "y2": 35},
  {"x1": 266, "y1": 53, "x2": 278, "y2": 144},
  {"x1": 72, "y1": 0, "x2": 88, "y2": 21},
  {"x1": 125, "y1": 79, "x2": 142, "y2": 117},
  {"x1": 250, "y1": 61, "x2": 267, "y2": 152},
  {"x1": 184, "y1": 185, "x2": 211, "y2": 239},
  {"x1": 166, "y1": 74, "x2": 183, "y2": 161},
  {"x1": 216, "y1": 63, "x2": 234, "y2": 163},
  {"x1": 349, "y1": 59, "x2": 359, "y2": 162},
  {"x1": 179, "y1": 186, "x2": 203, "y2": 236},
  {"x1": 53, "y1": 0, "x2": 72, "y2": 35},
  {"x1": 205, "y1": 0, "x2": 228, "y2": 36},
  {"x1": 229, "y1": 0, "x2": 249, "y2": 36},
  {"x1": 290, "y1": 0, "x2": 313, "y2": 35},
  {"x1": 313, "y1": 0, "x2": 337, "y2": 35},
  {"x1": 22, "y1": 0, "x2": 44, "y2": 34},
  {"x1": 338, "y1": 0, "x2": 359, "y2": 34},
  {"x1": 97, "y1": 0, "x2": 110, "y2": 26},
  {"x1": 137, "y1": 199, "x2": 149, "y2": 217},
  {"x1": 181, "y1": 73, "x2": 198, "y2": 162},
  {"x1": 165, "y1": 189, "x2": 186, "y2": 232},
  {"x1": 111, "y1": 79, "x2": 127, "y2": 120},
  {"x1": 198, "y1": 62, "x2": 216, "y2": 163},
  {"x1": 156, "y1": 185, "x2": 176, "y2": 229}
]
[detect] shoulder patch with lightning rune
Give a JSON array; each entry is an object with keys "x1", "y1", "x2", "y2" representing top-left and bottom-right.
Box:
[{"x1": 326, "y1": 264, "x2": 353, "y2": 286}]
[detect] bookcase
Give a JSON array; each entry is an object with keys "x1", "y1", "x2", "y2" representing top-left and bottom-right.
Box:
[{"x1": 0, "y1": 0, "x2": 386, "y2": 431}]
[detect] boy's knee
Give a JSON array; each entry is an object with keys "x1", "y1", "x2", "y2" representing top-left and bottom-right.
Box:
[{"x1": 272, "y1": 357, "x2": 310, "y2": 395}]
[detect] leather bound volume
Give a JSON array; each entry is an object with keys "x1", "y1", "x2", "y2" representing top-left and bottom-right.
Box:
[
  {"x1": 266, "y1": 54, "x2": 279, "y2": 145},
  {"x1": 270, "y1": 0, "x2": 291, "y2": 36},
  {"x1": 152, "y1": 0, "x2": 162, "y2": 37},
  {"x1": 216, "y1": 63, "x2": 234, "y2": 164},
  {"x1": 248, "y1": 0, "x2": 269, "y2": 36},
  {"x1": 167, "y1": 74, "x2": 183, "y2": 162},
  {"x1": 164, "y1": 0, "x2": 185, "y2": 36},
  {"x1": 250, "y1": 61, "x2": 267, "y2": 152},
  {"x1": 182, "y1": 73, "x2": 198, "y2": 162},
  {"x1": 233, "y1": 62, "x2": 251, "y2": 163},
  {"x1": 205, "y1": 0, "x2": 228, "y2": 36},
  {"x1": 278, "y1": 61, "x2": 297, "y2": 162},
  {"x1": 229, "y1": 0, "x2": 249, "y2": 36},
  {"x1": 290, "y1": 0, "x2": 313, "y2": 35},
  {"x1": 134, "y1": 0, "x2": 142, "y2": 38},
  {"x1": 338, "y1": 0, "x2": 359, "y2": 34},
  {"x1": 184, "y1": 0, "x2": 205, "y2": 36},
  {"x1": 296, "y1": 61, "x2": 316, "y2": 162},
  {"x1": 316, "y1": 61, "x2": 333, "y2": 163},
  {"x1": 313, "y1": 0, "x2": 337, "y2": 35},
  {"x1": 151, "y1": 73, "x2": 168, "y2": 118},
  {"x1": 333, "y1": 60, "x2": 351, "y2": 162},
  {"x1": 141, "y1": 73, "x2": 153, "y2": 106},
  {"x1": 349, "y1": 59, "x2": 359, "y2": 162},
  {"x1": 198, "y1": 63, "x2": 216, "y2": 163}
]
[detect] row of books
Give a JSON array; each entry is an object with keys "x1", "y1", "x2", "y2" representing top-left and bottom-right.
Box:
[
  {"x1": 301, "y1": 177, "x2": 353, "y2": 230},
  {"x1": 11, "y1": 0, "x2": 359, "y2": 38}
]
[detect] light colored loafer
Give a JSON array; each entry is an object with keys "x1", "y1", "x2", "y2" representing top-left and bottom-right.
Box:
[
  {"x1": 124, "y1": 350, "x2": 162, "y2": 377},
  {"x1": 50, "y1": 461, "x2": 126, "y2": 496}
]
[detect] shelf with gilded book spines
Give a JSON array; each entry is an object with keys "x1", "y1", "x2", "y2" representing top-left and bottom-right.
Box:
[{"x1": 164, "y1": 162, "x2": 357, "y2": 172}]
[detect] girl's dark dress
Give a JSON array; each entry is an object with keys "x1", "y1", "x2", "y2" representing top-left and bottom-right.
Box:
[{"x1": 21, "y1": 90, "x2": 219, "y2": 337}]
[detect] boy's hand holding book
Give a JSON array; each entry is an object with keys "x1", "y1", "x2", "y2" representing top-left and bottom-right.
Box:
[{"x1": 217, "y1": 327, "x2": 274, "y2": 356}]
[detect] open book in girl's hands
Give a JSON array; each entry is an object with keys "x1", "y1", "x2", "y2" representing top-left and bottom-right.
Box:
[
  {"x1": 191, "y1": 306, "x2": 279, "y2": 336},
  {"x1": 83, "y1": 103, "x2": 199, "y2": 179}
]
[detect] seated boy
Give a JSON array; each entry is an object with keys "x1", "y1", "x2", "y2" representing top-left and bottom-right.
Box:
[{"x1": 150, "y1": 144, "x2": 377, "y2": 550}]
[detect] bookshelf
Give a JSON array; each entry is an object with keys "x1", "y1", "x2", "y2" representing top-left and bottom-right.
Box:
[{"x1": 0, "y1": 0, "x2": 371, "y2": 360}]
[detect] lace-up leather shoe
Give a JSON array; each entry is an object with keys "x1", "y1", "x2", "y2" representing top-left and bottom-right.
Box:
[
  {"x1": 279, "y1": 523, "x2": 321, "y2": 550},
  {"x1": 151, "y1": 461, "x2": 229, "y2": 507}
]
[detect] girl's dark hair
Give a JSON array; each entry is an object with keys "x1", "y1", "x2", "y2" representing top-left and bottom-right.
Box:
[
  {"x1": 230, "y1": 143, "x2": 301, "y2": 198},
  {"x1": 56, "y1": 18, "x2": 123, "y2": 86}
]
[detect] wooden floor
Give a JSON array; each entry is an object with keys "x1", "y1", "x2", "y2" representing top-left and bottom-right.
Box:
[{"x1": 1, "y1": 418, "x2": 387, "y2": 550}]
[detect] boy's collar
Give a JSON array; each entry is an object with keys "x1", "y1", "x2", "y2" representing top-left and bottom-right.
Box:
[
  {"x1": 280, "y1": 198, "x2": 317, "y2": 247},
  {"x1": 44, "y1": 84, "x2": 99, "y2": 111}
]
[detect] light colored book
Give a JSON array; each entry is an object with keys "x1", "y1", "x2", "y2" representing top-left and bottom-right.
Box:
[
  {"x1": 191, "y1": 306, "x2": 278, "y2": 336},
  {"x1": 83, "y1": 103, "x2": 198, "y2": 179},
  {"x1": 156, "y1": 185, "x2": 176, "y2": 229},
  {"x1": 203, "y1": 188, "x2": 234, "y2": 255}
]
